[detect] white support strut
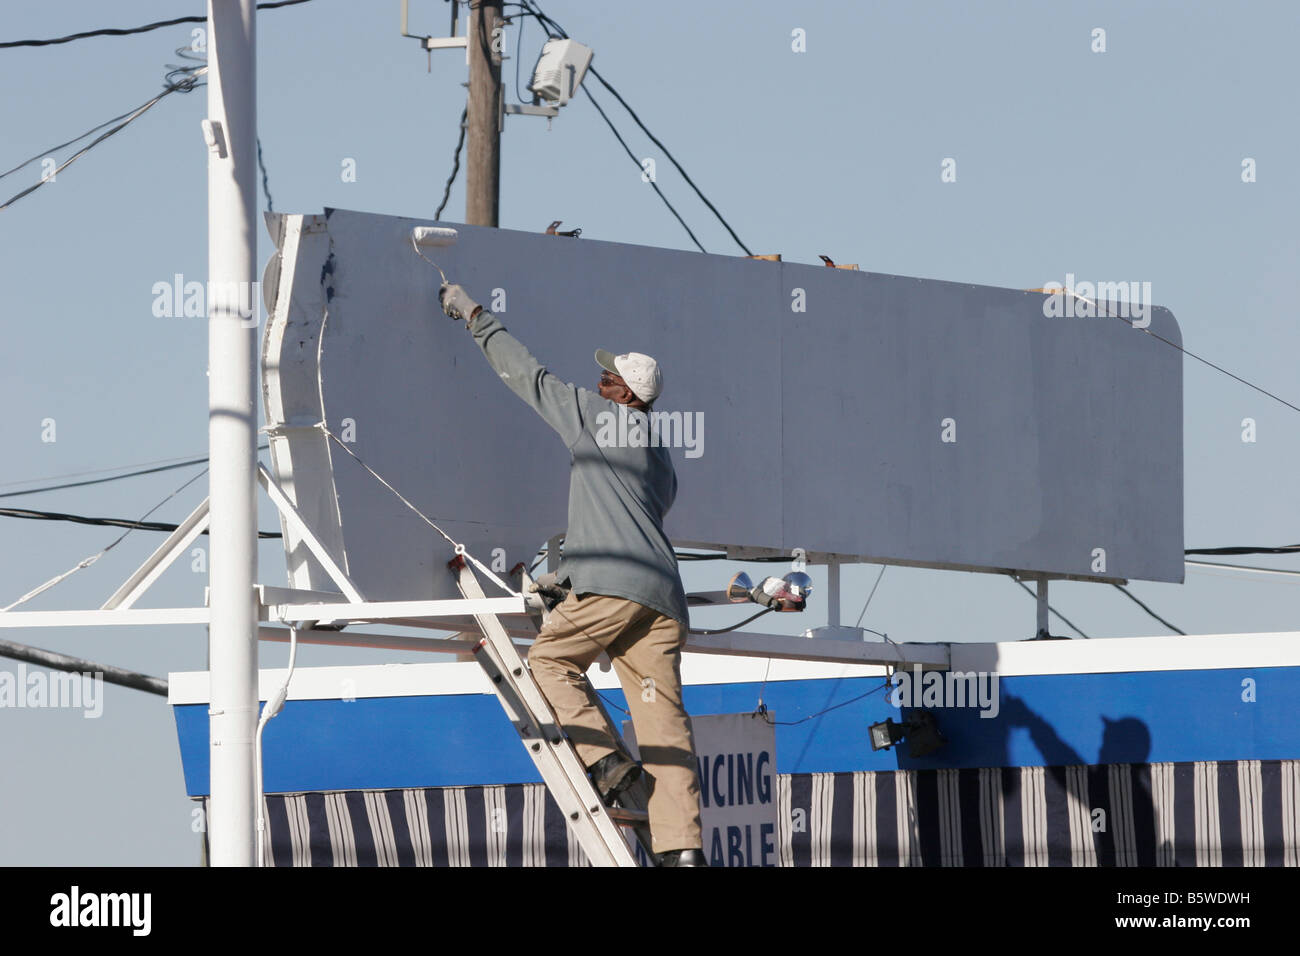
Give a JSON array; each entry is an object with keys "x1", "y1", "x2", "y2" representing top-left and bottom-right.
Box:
[
  {"x1": 257, "y1": 465, "x2": 366, "y2": 604},
  {"x1": 102, "y1": 497, "x2": 211, "y2": 610}
]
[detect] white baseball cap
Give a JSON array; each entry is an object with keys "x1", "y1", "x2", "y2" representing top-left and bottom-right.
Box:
[{"x1": 595, "y1": 349, "x2": 662, "y2": 404}]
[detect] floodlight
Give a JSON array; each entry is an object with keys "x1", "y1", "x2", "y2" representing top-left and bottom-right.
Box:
[
  {"x1": 869, "y1": 718, "x2": 905, "y2": 752},
  {"x1": 781, "y1": 571, "x2": 813, "y2": 606},
  {"x1": 757, "y1": 572, "x2": 812, "y2": 612},
  {"x1": 723, "y1": 570, "x2": 813, "y2": 612},
  {"x1": 529, "y1": 38, "x2": 594, "y2": 106},
  {"x1": 726, "y1": 571, "x2": 754, "y2": 603}
]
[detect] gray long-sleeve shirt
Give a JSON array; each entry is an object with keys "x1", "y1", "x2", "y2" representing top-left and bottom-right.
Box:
[{"x1": 468, "y1": 310, "x2": 690, "y2": 625}]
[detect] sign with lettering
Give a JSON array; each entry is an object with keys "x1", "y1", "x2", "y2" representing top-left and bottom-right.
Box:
[{"x1": 625, "y1": 712, "x2": 779, "y2": 867}]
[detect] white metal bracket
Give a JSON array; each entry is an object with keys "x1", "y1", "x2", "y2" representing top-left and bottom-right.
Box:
[
  {"x1": 200, "y1": 119, "x2": 228, "y2": 159},
  {"x1": 504, "y1": 103, "x2": 558, "y2": 118},
  {"x1": 102, "y1": 496, "x2": 211, "y2": 610},
  {"x1": 257, "y1": 464, "x2": 365, "y2": 606}
]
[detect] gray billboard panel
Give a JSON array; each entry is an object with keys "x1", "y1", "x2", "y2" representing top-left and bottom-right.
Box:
[{"x1": 261, "y1": 208, "x2": 1182, "y2": 602}]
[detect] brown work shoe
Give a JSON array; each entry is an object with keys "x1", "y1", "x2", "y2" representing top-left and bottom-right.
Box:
[{"x1": 587, "y1": 752, "x2": 641, "y2": 803}]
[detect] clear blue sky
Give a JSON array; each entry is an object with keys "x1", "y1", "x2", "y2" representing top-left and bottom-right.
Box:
[{"x1": 0, "y1": 0, "x2": 1296, "y2": 864}]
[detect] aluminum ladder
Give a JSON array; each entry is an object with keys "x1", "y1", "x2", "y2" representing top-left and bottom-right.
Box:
[{"x1": 449, "y1": 555, "x2": 655, "y2": 866}]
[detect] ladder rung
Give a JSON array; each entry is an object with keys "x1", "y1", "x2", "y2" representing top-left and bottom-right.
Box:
[{"x1": 606, "y1": 806, "x2": 649, "y2": 825}]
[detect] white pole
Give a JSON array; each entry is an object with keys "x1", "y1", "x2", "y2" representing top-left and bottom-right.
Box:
[
  {"x1": 205, "y1": 0, "x2": 258, "y2": 867},
  {"x1": 826, "y1": 556, "x2": 840, "y2": 628},
  {"x1": 1036, "y1": 574, "x2": 1049, "y2": 637}
]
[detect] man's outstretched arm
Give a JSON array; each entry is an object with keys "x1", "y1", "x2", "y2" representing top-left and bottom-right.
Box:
[{"x1": 440, "y1": 283, "x2": 585, "y2": 448}]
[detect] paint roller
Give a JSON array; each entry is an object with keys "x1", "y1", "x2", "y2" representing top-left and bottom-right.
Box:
[{"x1": 410, "y1": 225, "x2": 459, "y2": 284}]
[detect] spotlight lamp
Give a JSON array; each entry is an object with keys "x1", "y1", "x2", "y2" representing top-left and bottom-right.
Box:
[{"x1": 725, "y1": 571, "x2": 813, "y2": 612}]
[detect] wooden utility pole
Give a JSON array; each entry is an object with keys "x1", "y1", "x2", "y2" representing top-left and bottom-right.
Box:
[{"x1": 466, "y1": 0, "x2": 503, "y2": 226}]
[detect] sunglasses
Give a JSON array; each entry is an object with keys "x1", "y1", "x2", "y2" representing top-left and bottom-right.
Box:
[{"x1": 600, "y1": 372, "x2": 622, "y2": 387}]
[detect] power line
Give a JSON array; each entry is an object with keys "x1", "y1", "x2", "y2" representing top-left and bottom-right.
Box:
[
  {"x1": 511, "y1": 6, "x2": 530, "y2": 103},
  {"x1": 0, "y1": 506, "x2": 281, "y2": 539},
  {"x1": 1112, "y1": 584, "x2": 1185, "y2": 636},
  {"x1": 257, "y1": 137, "x2": 274, "y2": 212},
  {"x1": 519, "y1": 0, "x2": 746, "y2": 253},
  {"x1": 1, "y1": 7, "x2": 304, "y2": 211},
  {"x1": 12, "y1": 42, "x2": 272, "y2": 216},
  {"x1": 586, "y1": 65, "x2": 752, "y2": 256},
  {"x1": 1059, "y1": 289, "x2": 1300, "y2": 416},
  {"x1": 1146, "y1": 325, "x2": 1299, "y2": 414},
  {"x1": 1186, "y1": 543, "x2": 1300, "y2": 556},
  {"x1": 0, "y1": 454, "x2": 209, "y2": 493},
  {"x1": 1, "y1": 15, "x2": 207, "y2": 49},
  {"x1": 582, "y1": 84, "x2": 706, "y2": 253},
  {"x1": 0, "y1": 106, "x2": 142, "y2": 182},
  {"x1": 436, "y1": 105, "x2": 468, "y2": 220},
  {"x1": 853, "y1": 564, "x2": 888, "y2": 628},
  {"x1": 1, "y1": 467, "x2": 212, "y2": 611},
  {"x1": 0, "y1": 445, "x2": 271, "y2": 500},
  {"x1": 0, "y1": 0, "x2": 315, "y2": 49},
  {"x1": 1012, "y1": 578, "x2": 1090, "y2": 639},
  {"x1": 0, "y1": 458, "x2": 209, "y2": 500},
  {"x1": 0, "y1": 65, "x2": 207, "y2": 211}
]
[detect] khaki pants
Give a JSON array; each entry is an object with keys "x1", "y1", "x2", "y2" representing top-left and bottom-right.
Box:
[{"x1": 526, "y1": 591, "x2": 703, "y2": 853}]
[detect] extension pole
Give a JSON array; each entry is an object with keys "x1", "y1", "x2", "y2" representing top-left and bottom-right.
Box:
[
  {"x1": 466, "y1": 0, "x2": 503, "y2": 226},
  {"x1": 206, "y1": 0, "x2": 259, "y2": 867}
]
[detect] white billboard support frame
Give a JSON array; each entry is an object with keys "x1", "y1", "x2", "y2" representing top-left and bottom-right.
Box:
[{"x1": 101, "y1": 497, "x2": 212, "y2": 611}]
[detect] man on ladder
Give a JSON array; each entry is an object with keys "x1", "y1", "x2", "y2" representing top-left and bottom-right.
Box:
[{"x1": 440, "y1": 282, "x2": 707, "y2": 867}]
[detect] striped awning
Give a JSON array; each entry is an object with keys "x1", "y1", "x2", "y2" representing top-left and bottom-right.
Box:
[{"x1": 208, "y1": 760, "x2": 1300, "y2": 866}]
